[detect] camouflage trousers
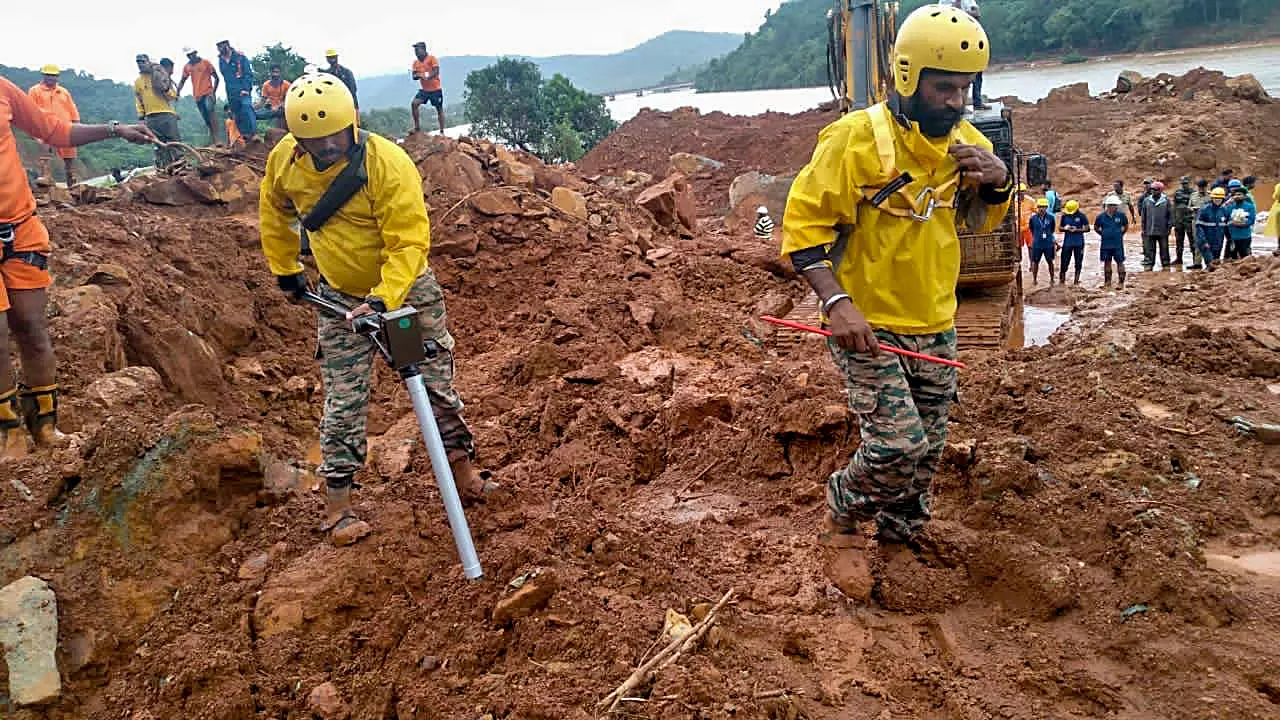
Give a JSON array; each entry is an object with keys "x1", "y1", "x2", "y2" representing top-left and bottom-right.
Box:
[
  {"x1": 316, "y1": 269, "x2": 474, "y2": 485},
  {"x1": 826, "y1": 329, "x2": 958, "y2": 541}
]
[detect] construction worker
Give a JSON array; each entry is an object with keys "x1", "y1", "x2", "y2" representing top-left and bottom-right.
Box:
[
  {"x1": 255, "y1": 65, "x2": 291, "y2": 128},
  {"x1": 1171, "y1": 176, "x2": 1195, "y2": 268},
  {"x1": 1, "y1": 76, "x2": 156, "y2": 459},
  {"x1": 1107, "y1": 180, "x2": 1138, "y2": 223},
  {"x1": 1186, "y1": 178, "x2": 1211, "y2": 269},
  {"x1": 322, "y1": 50, "x2": 359, "y2": 109},
  {"x1": 782, "y1": 5, "x2": 1011, "y2": 568},
  {"x1": 1225, "y1": 183, "x2": 1257, "y2": 259},
  {"x1": 1265, "y1": 181, "x2": 1279, "y2": 256},
  {"x1": 133, "y1": 53, "x2": 181, "y2": 169},
  {"x1": 217, "y1": 40, "x2": 257, "y2": 143},
  {"x1": 1095, "y1": 196, "x2": 1129, "y2": 288},
  {"x1": 1196, "y1": 187, "x2": 1230, "y2": 270},
  {"x1": 1058, "y1": 199, "x2": 1088, "y2": 285},
  {"x1": 1017, "y1": 183, "x2": 1036, "y2": 255},
  {"x1": 27, "y1": 66, "x2": 80, "y2": 187},
  {"x1": 178, "y1": 47, "x2": 220, "y2": 144},
  {"x1": 259, "y1": 74, "x2": 496, "y2": 546},
  {"x1": 411, "y1": 42, "x2": 445, "y2": 134},
  {"x1": 1028, "y1": 198, "x2": 1056, "y2": 286},
  {"x1": 223, "y1": 104, "x2": 244, "y2": 147},
  {"x1": 1140, "y1": 180, "x2": 1174, "y2": 271}
]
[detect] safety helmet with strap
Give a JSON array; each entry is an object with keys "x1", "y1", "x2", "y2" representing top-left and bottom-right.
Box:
[
  {"x1": 286, "y1": 73, "x2": 359, "y2": 139},
  {"x1": 892, "y1": 5, "x2": 990, "y2": 98}
]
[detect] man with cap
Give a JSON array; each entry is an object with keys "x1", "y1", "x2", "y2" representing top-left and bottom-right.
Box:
[
  {"x1": 217, "y1": 40, "x2": 257, "y2": 144},
  {"x1": 27, "y1": 66, "x2": 80, "y2": 187},
  {"x1": 1140, "y1": 180, "x2": 1173, "y2": 271},
  {"x1": 1186, "y1": 178, "x2": 1211, "y2": 269},
  {"x1": 1058, "y1": 199, "x2": 1088, "y2": 285},
  {"x1": 133, "y1": 53, "x2": 181, "y2": 169},
  {"x1": 1171, "y1": 176, "x2": 1196, "y2": 268},
  {"x1": 322, "y1": 50, "x2": 359, "y2": 109},
  {"x1": 1028, "y1": 197, "x2": 1057, "y2": 286},
  {"x1": 411, "y1": 42, "x2": 445, "y2": 134},
  {"x1": 178, "y1": 47, "x2": 220, "y2": 144}
]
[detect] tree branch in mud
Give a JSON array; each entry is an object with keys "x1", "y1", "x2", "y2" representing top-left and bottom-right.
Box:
[{"x1": 598, "y1": 588, "x2": 735, "y2": 714}]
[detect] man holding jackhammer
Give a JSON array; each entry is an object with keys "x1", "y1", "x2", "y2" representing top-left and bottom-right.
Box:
[
  {"x1": 782, "y1": 5, "x2": 1011, "y2": 592},
  {"x1": 259, "y1": 74, "x2": 496, "y2": 546}
]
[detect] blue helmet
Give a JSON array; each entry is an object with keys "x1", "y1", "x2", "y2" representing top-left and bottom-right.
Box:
[{"x1": 1227, "y1": 179, "x2": 1244, "y2": 190}]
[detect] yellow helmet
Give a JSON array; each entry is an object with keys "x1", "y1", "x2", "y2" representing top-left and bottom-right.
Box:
[
  {"x1": 1064, "y1": 200, "x2": 1080, "y2": 213},
  {"x1": 285, "y1": 73, "x2": 358, "y2": 139},
  {"x1": 892, "y1": 5, "x2": 991, "y2": 98},
  {"x1": 40, "y1": 64, "x2": 60, "y2": 75},
  {"x1": 1210, "y1": 187, "x2": 1227, "y2": 200},
  {"x1": 325, "y1": 49, "x2": 339, "y2": 58},
  {"x1": 1018, "y1": 183, "x2": 1028, "y2": 192},
  {"x1": 1036, "y1": 198, "x2": 1050, "y2": 208}
]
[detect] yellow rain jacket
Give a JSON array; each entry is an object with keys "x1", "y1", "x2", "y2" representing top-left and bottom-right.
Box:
[
  {"x1": 133, "y1": 73, "x2": 176, "y2": 116},
  {"x1": 1265, "y1": 183, "x2": 1279, "y2": 239},
  {"x1": 260, "y1": 133, "x2": 432, "y2": 310},
  {"x1": 782, "y1": 102, "x2": 1012, "y2": 335}
]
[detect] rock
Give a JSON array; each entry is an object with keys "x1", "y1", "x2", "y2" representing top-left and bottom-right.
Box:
[
  {"x1": 754, "y1": 290, "x2": 795, "y2": 319},
  {"x1": 0, "y1": 576, "x2": 61, "y2": 706},
  {"x1": 122, "y1": 318, "x2": 224, "y2": 405},
  {"x1": 1044, "y1": 82, "x2": 1091, "y2": 104},
  {"x1": 1052, "y1": 162, "x2": 1100, "y2": 197},
  {"x1": 50, "y1": 284, "x2": 126, "y2": 375},
  {"x1": 1115, "y1": 70, "x2": 1144, "y2": 93},
  {"x1": 432, "y1": 230, "x2": 480, "y2": 258},
  {"x1": 669, "y1": 152, "x2": 723, "y2": 176},
  {"x1": 469, "y1": 189, "x2": 522, "y2": 216},
  {"x1": 662, "y1": 389, "x2": 733, "y2": 436},
  {"x1": 628, "y1": 301, "x2": 656, "y2": 329},
  {"x1": 615, "y1": 348, "x2": 703, "y2": 390},
  {"x1": 229, "y1": 356, "x2": 267, "y2": 384},
  {"x1": 493, "y1": 146, "x2": 518, "y2": 166},
  {"x1": 728, "y1": 171, "x2": 794, "y2": 216},
  {"x1": 534, "y1": 165, "x2": 586, "y2": 193},
  {"x1": 1094, "y1": 450, "x2": 1141, "y2": 478},
  {"x1": 308, "y1": 682, "x2": 351, "y2": 720},
  {"x1": 493, "y1": 570, "x2": 558, "y2": 625},
  {"x1": 137, "y1": 176, "x2": 203, "y2": 206},
  {"x1": 261, "y1": 459, "x2": 310, "y2": 500},
  {"x1": 636, "y1": 173, "x2": 697, "y2": 235},
  {"x1": 500, "y1": 160, "x2": 536, "y2": 188},
  {"x1": 1226, "y1": 73, "x2": 1269, "y2": 103},
  {"x1": 419, "y1": 149, "x2": 486, "y2": 196},
  {"x1": 550, "y1": 186, "x2": 588, "y2": 220},
  {"x1": 622, "y1": 169, "x2": 653, "y2": 186},
  {"x1": 83, "y1": 366, "x2": 164, "y2": 409},
  {"x1": 183, "y1": 164, "x2": 260, "y2": 205},
  {"x1": 194, "y1": 431, "x2": 263, "y2": 474},
  {"x1": 86, "y1": 263, "x2": 132, "y2": 286},
  {"x1": 237, "y1": 552, "x2": 270, "y2": 581},
  {"x1": 370, "y1": 414, "x2": 418, "y2": 479}
]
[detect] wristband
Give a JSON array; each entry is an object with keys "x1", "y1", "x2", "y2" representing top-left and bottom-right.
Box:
[{"x1": 822, "y1": 293, "x2": 851, "y2": 314}]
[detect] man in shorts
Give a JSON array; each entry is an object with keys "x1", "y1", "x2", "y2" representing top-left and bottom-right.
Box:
[
  {"x1": 411, "y1": 42, "x2": 445, "y2": 134},
  {"x1": 1094, "y1": 195, "x2": 1129, "y2": 289}
]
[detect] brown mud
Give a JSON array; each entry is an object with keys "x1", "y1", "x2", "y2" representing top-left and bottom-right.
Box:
[{"x1": 2, "y1": 69, "x2": 1280, "y2": 719}]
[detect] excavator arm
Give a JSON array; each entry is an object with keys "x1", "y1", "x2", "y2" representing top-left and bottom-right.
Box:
[{"x1": 827, "y1": 0, "x2": 900, "y2": 113}]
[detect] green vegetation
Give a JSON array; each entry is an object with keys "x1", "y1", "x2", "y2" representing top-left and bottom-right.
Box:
[
  {"x1": 463, "y1": 59, "x2": 616, "y2": 162},
  {"x1": 359, "y1": 105, "x2": 467, "y2": 137},
  {"x1": 250, "y1": 43, "x2": 308, "y2": 83},
  {"x1": 696, "y1": 0, "x2": 1280, "y2": 92}
]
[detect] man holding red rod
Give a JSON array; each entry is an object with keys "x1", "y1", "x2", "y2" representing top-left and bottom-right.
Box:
[{"x1": 780, "y1": 6, "x2": 1011, "y2": 575}]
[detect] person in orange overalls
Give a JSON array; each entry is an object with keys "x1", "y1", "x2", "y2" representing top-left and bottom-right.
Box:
[
  {"x1": 1017, "y1": 183, "x2": 1037, "y2": 257},
  {"x1": 0, "y1": 76, "x2": 155, "y2": 459},
  {"x1": 254, "y1": 64, "x2": 291, "y2": 128},
  {"x1": 223, "y1": 104, "x2": 244, "y2": 147},
  {"x1": 26, "y1": 66, "x2": 80, "y2": 187}
]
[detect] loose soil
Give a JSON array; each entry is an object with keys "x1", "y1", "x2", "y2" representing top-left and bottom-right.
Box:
[{"x1": 3, "y1": 69, "x2": 1280, "y2": 720}]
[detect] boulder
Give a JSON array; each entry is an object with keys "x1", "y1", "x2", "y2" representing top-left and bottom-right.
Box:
[
  {"x1": 669, "y1": 152, "x2": 723, "y2": 176},
  {"x1": 49, "y1": 285, "x2": 126, "y2": 375},
  {"x1": 431, "y1": 230, "x2": 480, "y2": 258},
  {"x1": 182, "y1": 164, "x2": 261, "y2": 205},
  {"x1": 123, "y1": 318, "x2": 224, "y2": 405},
  {"x1": 1226, "y1": 73, "x2": 1269, "y2": 103},
  {"x1": 500, "y1": 160, "x2": 536, "y2": 188},
  {"x1": 551, "y1": 186, "x2": 588, "y2": 220},
  {"x1": 419, "y1": 150, "x2": 486, "y2": 196},
  {"x1": 636, "y1": 173, "x2": 697, "y2": 235},
  {"x1": 493, "y1": 145, "x2": 518, "y2": 166},
  {"x1": 1181, "y1": 147, "x2": 1218, "y2": 171},
  {"x1": 137, "y1": 176, "x2": 202, "y2": 206},
  {"x1": 85, "y1": 263, "x2": 132, "y2": 287},
  {"x1": 0, "y1": 576, "x2": 61, "y2": 706},
  {"x1": 469, "y1": 188, "x2": 522, "y2": 216},
  {"x1": 83, "y1": 366, "x2": 164, "y2": 410},
  {"x1": 1051, "y1": 162, "x2": 1100, "y2": 197},
  {"x1": 728, "y1": 171, "x2": 794, "y2": 216},
  {"x1": 534, "y1": 165, "x2": 587, "y2": 193},
  {"x1": 1115, "y1": 70, "x2": 1144, "y2": 93},
  {"x1": 1044, "y1": 82, "x2": 1091, "y2": 105}
]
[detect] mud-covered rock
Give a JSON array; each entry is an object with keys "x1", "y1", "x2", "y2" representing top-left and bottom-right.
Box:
[
  {"x1": 308, "y1": 682, "x2": 351, "y2": 720},
  {"x1": 493, "y1": 570, "x2": 558, "y2": 625},
  {"x1": 0, "y1": 576, "x2": 61, "y2": 706},
  {"x1": 83, "y1": 366, "x2": 164, "y2": 410},
  {"x1": 470, "y1": 188, "x2": 522, "y2": 216},
  {"x1": 636, "y1": 173, "x2": 697, "y2": 236},
  {"x1": 551, "y1": 186, "x2": 588, "y2": 220}
]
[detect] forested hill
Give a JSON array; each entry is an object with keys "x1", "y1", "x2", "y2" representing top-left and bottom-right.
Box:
[{"x1": 696, "y1": 0, "x2": 1280, "y2": 93}]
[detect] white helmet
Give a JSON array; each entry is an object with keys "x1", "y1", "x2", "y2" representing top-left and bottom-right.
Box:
[
  {"x1": 183, "y1": 46, "x2": 195, "y2": 55},
  {"x1": 1103, "y1": 195, "x2": 1121, "y2": 206},
  {"x1": 756, "y1": 206, "x2": 769, "y2": 215}
]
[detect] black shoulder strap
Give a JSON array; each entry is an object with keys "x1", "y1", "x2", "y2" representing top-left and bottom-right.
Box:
[{"x1": 300, "y1": 130, "x2": 371, "y2": 233}]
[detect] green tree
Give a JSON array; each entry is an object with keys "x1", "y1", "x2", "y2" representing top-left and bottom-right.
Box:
[
  {"x1": 464, "y1": 58, "x2": 548, "y2": 152},
  {"x1": 251, "y1": 44, "x2": 309, "y2": 83},
  {"x1": 544, "y1": 120, "x2": 586, "y2": 163},
  {"x1": 542, "y1": 74, "x2": 617, "y2": 149}
]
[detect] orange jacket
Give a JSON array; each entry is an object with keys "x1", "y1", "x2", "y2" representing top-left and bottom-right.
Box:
[
  {"x1": 260, "y1": 79, "x2": 291, "y2": 110},
  {"x1": 3, "y1": 76, "x2": 72, "y2": 224},
  {"x1": 1018, "y1": 195, "x2": 1038, "y2": 247},
  {"x1": 27, "y1": 83, "x2": 79, "y2": 123}
]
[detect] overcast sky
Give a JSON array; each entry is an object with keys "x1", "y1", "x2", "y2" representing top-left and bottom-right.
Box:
[{"x1": 4, "y1": 1, "x2": 783, "y2": 84}]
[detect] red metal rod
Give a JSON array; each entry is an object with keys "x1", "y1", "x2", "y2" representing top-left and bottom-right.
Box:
[{"x1": 760, "y1": 316, "x2": 968, "y2": 369}]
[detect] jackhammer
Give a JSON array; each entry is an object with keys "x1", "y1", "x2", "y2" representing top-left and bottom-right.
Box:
[{"x1": 301, "y1": 289, "x2": 483, "y2": 580}]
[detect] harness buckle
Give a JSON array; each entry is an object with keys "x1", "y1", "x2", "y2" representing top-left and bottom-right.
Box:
[{"x1": 909, "y1": 187, "x2": 939, "y2": 222}]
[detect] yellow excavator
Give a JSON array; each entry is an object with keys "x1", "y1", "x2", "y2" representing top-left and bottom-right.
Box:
[{"x1": 812, "y1": 0, "x2": 1047, "y2": 350}]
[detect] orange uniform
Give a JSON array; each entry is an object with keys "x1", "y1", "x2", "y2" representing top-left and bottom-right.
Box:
[
  {"x1": 182, "y1": 59, "x2": 218, "y2": 98},
  {"x1": 1018, "y1": 195, "x2": 1038, "y2": 248},
  {"x1": 261, "y1": 79, "x2": 291, "y2": 110},
  {"x1": 1, "y1": 76, "x2": 71, "y2": 311},
  {"x1": 413, "y1": 56, "x2": 441, "y2": 92},
  {"x1": 27, "y1": 83, "x2": 79, "y2": 160},
  {"x1": 225, "y1": 117, "x2": 243, "y2": 147}
]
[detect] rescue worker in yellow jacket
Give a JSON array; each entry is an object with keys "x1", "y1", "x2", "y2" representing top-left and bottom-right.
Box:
[
  {"x1": 259, "y1": 74, "x2": 495, "y2": 546},
  {"x1": 1266, "y1": 182, "x2": 1279, "y2": 256},
  {"x1": 782, "y1": 5, "x2": 1011, "y2": 568}
]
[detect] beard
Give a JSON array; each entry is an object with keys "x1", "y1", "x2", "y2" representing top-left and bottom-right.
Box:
[{"x1": 905, "y1": 93, "x2": 964, "y2": 138}]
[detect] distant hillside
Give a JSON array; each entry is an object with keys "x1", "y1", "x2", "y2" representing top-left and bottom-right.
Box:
[
  {"x1": 696, "y1": 0, "x2": 1280, "y2": 93},
  {"x1": 358, "y1": 30, "x2": 742, "y2": 111}
]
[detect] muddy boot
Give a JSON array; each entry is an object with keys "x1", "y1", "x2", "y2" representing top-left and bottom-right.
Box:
[
  {"x1": 1073, "y1": 271, "x2": 1081, "y2": 286},
  {"x1": 1117, "y1": 265, "x2": 1127, "y2": 289},
  {"x1": 20, "y1": 385, "x2": 68, "y2": 449},
  {"x1": 322, "y1": 479, "x2": 372, "y2": 547},
  {"x1": 1103, "y1": 263, "x2": 1113, "y2": 287},
  {"x1": 450, "y1": 454, "x2": 500, "y2": 504},
  {"x1": 818, "y1": 514, "x2": 873, "y2": 603},
  {"x1": 0, "y1": 388, "x2": 29, "y2": 461}
]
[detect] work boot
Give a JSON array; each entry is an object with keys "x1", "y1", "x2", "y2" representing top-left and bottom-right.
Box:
[
  {"x1": 0, "y1": 388, "x2": 28, "y2": 461},
  {"x1": 1073, "y1": 271, "x2": 1081, "y2": 286},
  {"x1": 1103, "y1": 264, "x2": 1113, "y2": 287},
  {"x1": 1117, "y1": 266, "x2": 1127, "y2": 289},
  {"x1": 322, "y1": 480, "x2": 372, "y2": 547},
  {"x1": 450, "y1": 454, "x2": 500, "y2": 504},
  {"x1": 818, "y1": 514, "x2": 873, "y2": 603},
  {"x1": 20, "y1": 385, "x2": 68, "y2": 448}
]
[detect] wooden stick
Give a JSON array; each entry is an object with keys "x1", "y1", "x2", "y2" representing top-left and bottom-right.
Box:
[
  {"x1": 598, "y1": 589, "x2": 735, "y2": 713},
  {"x1": 1154, "y1": 424, "x2": 1207, "y2": 437},
  {"x1": 753, "y1": 689, "x2": 804, "y2": 700}
]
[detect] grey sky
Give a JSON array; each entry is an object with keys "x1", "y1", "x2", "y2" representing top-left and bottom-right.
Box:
[{"x1": 4, "y1": 1, "x2": 782, "y2": 84}]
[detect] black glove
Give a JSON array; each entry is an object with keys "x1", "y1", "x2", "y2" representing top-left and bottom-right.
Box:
[
  {"x1": 277, "y1": 273, "x2": 309, "y2": 299},
  {"x1": 365, "y1": 297, "x2": 388, "y2": 314}
]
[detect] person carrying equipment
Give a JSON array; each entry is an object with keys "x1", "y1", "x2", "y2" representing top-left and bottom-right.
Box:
[
  {"x1": 781, "y1": 5, "x2": 1012, "y2": 585},
  {"x1": 1224, "y1": 181, "x2": 1257, "y2": 260},
  {"x1": 1195, "y1": 187, "x2": 1230, "y2": 270},
  {"x1": 259, "y1": 74, "x2": 497, "y2": 546}
]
